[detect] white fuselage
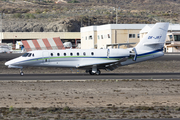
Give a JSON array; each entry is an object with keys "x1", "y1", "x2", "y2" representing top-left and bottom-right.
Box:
[{"x1": 5, "y1": 48, "x2": 164, "y2": 70}]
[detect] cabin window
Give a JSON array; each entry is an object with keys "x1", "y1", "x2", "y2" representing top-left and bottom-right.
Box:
[
  {"x1": 83, "y1": 52, "x2": 86, "y2": 56},
  {"x1": 51, "y1": 53, "x2": 53, "y2": 56},
  {"x1": 91, "y1": 52, "x2": 94, "y2": 56},
  {"x1": 64, "y1": 53, "x2": 66, "y2": 56},
  {"x1": 22, "y1": 53, "x2": 29, "y2": 57},
  {"x1": 57, "y1": 53, "x2": 60, "y2": 56},
  {"x1": 77, "y1": 52, "x2": 79, "y2": 56},
  {"x1": 70, "y1": 53, "x2": 73, "y2": 56},
  {"x1": 28, "y1": 53, "x2": 32, "y2": 57}
]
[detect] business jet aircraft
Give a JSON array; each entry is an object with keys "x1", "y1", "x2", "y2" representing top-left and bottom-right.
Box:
[{"x1": 5, "y1": 23, "x2": 169, "y2": 76}]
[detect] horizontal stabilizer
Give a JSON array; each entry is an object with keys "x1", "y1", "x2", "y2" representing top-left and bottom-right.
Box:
[{"x1": 143, "y1": 42, "x2": 164, "y2": 46}]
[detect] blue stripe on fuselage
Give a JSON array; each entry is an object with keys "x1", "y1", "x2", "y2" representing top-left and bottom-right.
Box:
[{"x1": 137, "y1": 48, "x2": 163, "y2": 57}]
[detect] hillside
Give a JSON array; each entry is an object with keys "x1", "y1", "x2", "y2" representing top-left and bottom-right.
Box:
[{"x1": 0, "y1": 0, "x2": 180, "y2": 32}]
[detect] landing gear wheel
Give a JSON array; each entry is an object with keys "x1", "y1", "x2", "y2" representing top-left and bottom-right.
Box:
[
  {"x1": 19, "y1": 68, "x2": 24, "y2": 76},
  {"x1": 20, "y1": 72, "x2": 24, "y2": 76},
  {"x1": 89, "y1": 70, "x2": 101, "y2": 75},
  {"x1": 89, "y1": 70, "x2": 94, "y2": 75},
  {"x1": 96, "y1": 70, "x2": 101, "y2": 75}
]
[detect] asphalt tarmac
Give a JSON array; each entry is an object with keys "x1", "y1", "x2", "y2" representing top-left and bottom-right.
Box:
[
  {"x1": 0, "y1": 73, "x2": 180, "y2": 80},
  {"x1": 120, "y1": 118, "x2": 178, "y2": 120},
  {"x1": 117, "y1": 119, "x2": 179, "y2": 120},
  {"x1": 1, "y1": 54, "x2": 180, "y2": 120}
]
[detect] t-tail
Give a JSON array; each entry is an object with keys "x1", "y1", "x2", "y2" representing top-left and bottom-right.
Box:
[{"x1": 122, "y1": 22, "x2": 169, "y2": 65}]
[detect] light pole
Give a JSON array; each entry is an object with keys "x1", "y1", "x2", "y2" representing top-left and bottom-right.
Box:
[
  {"x1": 116, "y1": 5, "x2": 117, "y2": 24},
  {"x1": 116, "y1": 6, "x2": 120, "y2": 24}
]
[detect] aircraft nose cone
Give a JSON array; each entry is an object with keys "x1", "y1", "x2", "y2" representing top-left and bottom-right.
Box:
[{"x1": 5, "y1": 61, "x2": 10, "y2": 66}]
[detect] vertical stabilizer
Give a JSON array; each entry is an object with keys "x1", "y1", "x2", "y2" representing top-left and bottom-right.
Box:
[{"x1": 135, "y1": 23, "x2": 169, "y2": 54}]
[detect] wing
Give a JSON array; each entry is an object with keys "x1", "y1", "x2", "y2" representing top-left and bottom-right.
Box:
[{"x1": 76, "y1": 57, "x2": 129, "y2": 71}]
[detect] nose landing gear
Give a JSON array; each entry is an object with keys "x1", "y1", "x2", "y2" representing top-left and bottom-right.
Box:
[{"x1": 20, "y1": 68, "x2": 24, "y2": 76}]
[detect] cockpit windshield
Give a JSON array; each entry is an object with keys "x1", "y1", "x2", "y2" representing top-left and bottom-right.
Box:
[{"x1": 22, "y1": 53, "x2": 30, "y2": 57}]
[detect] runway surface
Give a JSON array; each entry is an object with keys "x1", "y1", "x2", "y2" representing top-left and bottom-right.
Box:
[
  {"x1": 0, "y1": 73, "x2": 180, "y2": 80},
  {"x1": 1, "y1": 54, "x2": 180, "y2": 120},
  {"x1": 119, "y1": 118, "x2": 179, "y2": 120},
  {"x1": 118, "y1": 119, "x2": 179, "y2": 120}
]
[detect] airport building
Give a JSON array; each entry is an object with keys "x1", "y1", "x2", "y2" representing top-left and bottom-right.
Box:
[
  {"x1": 81, "y1": 23, "x2": 180, "y2": 52},
  {"x1": 0, "y1": 32, "x2": 81, "y2": 49},
  {"x1": 81, "y1": 24, "x2": 147, "y2": 49},
  {"x1": 1, "y1": 23, "x2": 180, "y2": 53}
]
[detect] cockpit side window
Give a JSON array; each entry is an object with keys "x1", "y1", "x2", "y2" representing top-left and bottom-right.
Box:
[
  {"x1": 22, "y1": 53, "x2": 29, "y2": 57},
  {"x1": 28, "y1": 53, "x2": 32, "y2": 57},
  {"x1": 32, "y1": 54, "x2": 34, "y2": 57}
]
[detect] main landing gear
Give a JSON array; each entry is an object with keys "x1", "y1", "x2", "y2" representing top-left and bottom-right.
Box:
[
  {"x1": 87, "y1": 65, "x2": 101, "y2": 75},
  {"x1": 88, "y1": 69, "x2": 101, "y2": 75},
  {"x1": 19, "y1": 68, "x2": 24, "y2": 76}
]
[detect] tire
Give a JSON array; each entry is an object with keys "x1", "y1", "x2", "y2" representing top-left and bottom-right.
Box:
[
  {"x1": 20, "y1": 72, "x2": 24, "y2": 76},
  {"x1": 89, "y1": 70, "x2": 94, "y2": 75},
  {"x1": 96, "y1": 70, "x2": 101, "y2": 75}
]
